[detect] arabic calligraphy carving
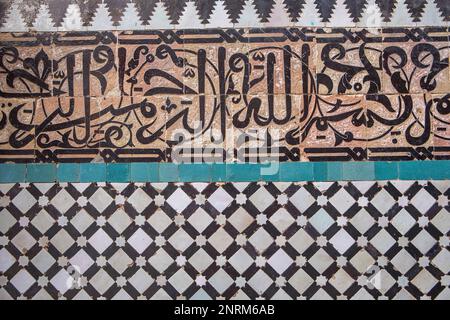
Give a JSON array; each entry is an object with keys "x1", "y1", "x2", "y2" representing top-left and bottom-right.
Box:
[{"x1": 0, "y1": 28, "x2": 449, "y2": 163}]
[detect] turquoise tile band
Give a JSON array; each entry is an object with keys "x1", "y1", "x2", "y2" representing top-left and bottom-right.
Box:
[{"x1": 0, "y1": 161, "x2": 449, "y2": 183}]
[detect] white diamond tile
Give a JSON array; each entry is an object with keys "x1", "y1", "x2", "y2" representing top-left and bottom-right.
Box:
[
  {"x1": 128, "y1": 268, "x2": 153, "y2": 293},
  {"x1": 10, "y1": 269, "x2": 35, "y2": 293},
  {"x1": 0, "y1": 208, "x2": 16, "y2": 233},
  {"x1": 12, "y1": 229, "x2": 36, "y2": 252},
  {"x1": 148, "y1": 248, "x2": 174, "y2": 273},
  {"x1": 411, "y1": 189, "x2": 436, "y2": 213},
  {"x1": 228, "y1": 207, "x2": 253, "y2": 233},
  {"x1": 288, "y1": 229, "x2": 314, "y2": 254},
  {"x1": 168, "y1": 269, "x2": 193, "y2": 294},
  {"x1": 411, "y1": 230, "x2": 436, "y2": 254},
  {"x1": 329, "y1": 189, "x2": 355, "y2": 213},
  {"x1": 31, "y1": 249, "x2": 55, "y2": 273},
  {"x1": 309, "y1": 208, "x2": 334, "y2": 234},
  {"x1": 330, "y1": 229, "x2": 355, "y2": 254},
  {"x1": 371, "y1": 189, "x2": 396, "y2": 214},
  {"x1": 248, "y1": 270, "x2": 272, "y2": 295},
  {"x1": 108, "y1": 249, "x2": 133, "y2": 274},
  {"x1": 208, "y1": 188, "x2": 233, "y2": 212},
  {"x1": 228, "y1": 248, "x2": 254, "y2": 274},
  {"x1": 148, "y1": 209, "x2": 172, "y2": 233},
  {"x1": 269, "y1": 208, "x2": 295, "y2": 233},
  {"x1": 11, "y1": 189, "x2": 36, "y2": 212},
  {"x1": 90, "y1": 269, "x2": 115, "y2": 295},
  {"x1": 167, "y1": 188, "x2": 192, "y2": 213},
  {"x1": 391, "y1": 209, "x2": 416, "y2": 235},
  {"x1": 108, "y1": 209, "x2": 132, "y2": 234},
  {"x1": 370, "y1": 229, "x2": 396, "y2": 254},
  {"x1": 209, "y1": 268, "x2": 234, "y2": 294},
  {"x1": 188, "y1": 248, "x2": 214, "y2": 273},
  {"x1": 267, "y1": 249, "x2": 293, "y2": 274},
  {"x1": 290, "y1": 187, "x2": 315, "y2": 212},
  {"x1": 50, "y1": 189, "x2": 75, "y2": 213},
  {"x1": 89, "y1": 189, "x2": 113, "y2": 213},
  {"x1": 249, "y1": 228, "x2": 273, "y2": 253},
  {"x1": 69, "y1": 249, "x2": 94, "y2": 274},
  {"x1": 0, "y1": 248, "x2": 15, "y2": 272},
  {"x1": 88, "y1": 229, "x2": 113, "y2": 254},
  {"x1": 128, "y1": 228, "x2": 153, "y2": 254},
  {"x1": 249, "y1": 187, "x2": 275, "y2": 212},
  {"x1": 208, "y1": 227, "x2": 233, "y2": 253},
  {"x1": 127, "y1": 188, "x2": 152, "y2": 213},
  {"x1": 188, "y1": 208, "x2": 214, "y2": 233}
]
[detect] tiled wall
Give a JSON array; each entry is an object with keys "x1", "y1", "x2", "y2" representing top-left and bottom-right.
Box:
[
  {"x1": 0, "y1": 29, "x2": 449, "y2": 163},
  {"x1": 0, "y1": 181, "x2": 449, "y2": 299},
  {"x1": 0, "y1": 0, "x2": 449, "y2": 300}
]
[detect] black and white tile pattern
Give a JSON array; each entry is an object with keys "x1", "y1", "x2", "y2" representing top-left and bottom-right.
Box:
[
  {"x1": 0, "y1": 181, "x2": 449, "y2": 299},
  {"x1": 0, "y1": 0, "x2": 448, "y2": 32}
]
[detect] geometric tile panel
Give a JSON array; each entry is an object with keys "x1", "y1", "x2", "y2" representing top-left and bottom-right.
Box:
[
  {"x1": 0, "y1": 180, "x2": 449, "y2": 299},
  {"x1": 0, "y1": 0, "x2": 448, "y2": 32}
]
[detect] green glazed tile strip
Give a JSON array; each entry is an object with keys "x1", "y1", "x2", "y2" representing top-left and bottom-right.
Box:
[{"x1": 0, "y1": 161, "x2": 449, "y2": 183}]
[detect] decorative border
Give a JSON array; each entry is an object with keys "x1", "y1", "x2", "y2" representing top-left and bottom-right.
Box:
[
  {"x1": 0, "y1": 160, "x2": 449, "y2": 183},
  {"x1": 0, "y1": 0, "x2": 448, "y2": 32}
]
